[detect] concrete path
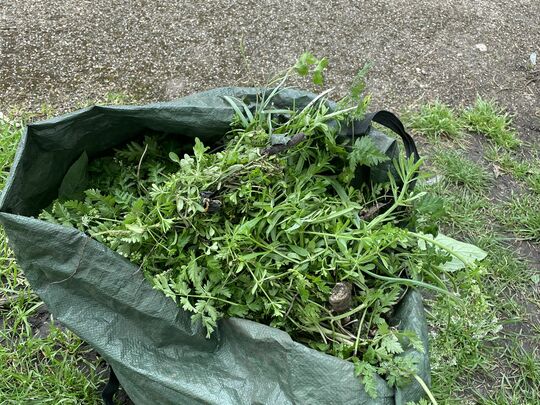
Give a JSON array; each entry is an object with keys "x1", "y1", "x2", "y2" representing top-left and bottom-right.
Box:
[{"x1": 1, "y1": 1, "x2": 538, "y2": 137}]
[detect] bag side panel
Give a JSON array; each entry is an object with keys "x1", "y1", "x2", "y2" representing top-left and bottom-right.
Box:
[{"x1": 0, "y1": 213, "x2": 394, "y2": 405}]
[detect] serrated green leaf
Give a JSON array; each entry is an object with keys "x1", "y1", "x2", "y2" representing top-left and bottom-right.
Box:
[
  {"x1": 302, "y1": 52, "x2": 317, "y2": 65},
  {"x1": 316, "y1": 57, "x2": 329, "y2": 70},
  {"x1": 295, "y1": 63, "x2": 309, "y2": 76},
  {"x1": 418, "y1": 232, "x2": 487, "y2": 271},
  {"x1": 125, "y1": 223, "x2": 145, "y2": 234},
  {"x1": 380, "y1": 334, "x2": 404, "y2": 355},
  {"x1": 349, "y1": 136, "x2": 389, "y2": 170}
]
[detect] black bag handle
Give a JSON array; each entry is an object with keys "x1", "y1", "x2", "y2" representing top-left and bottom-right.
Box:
[
  {"x1": 345, "y1": 110, "x2": 420, "y2": 194},
  {"x1": 102, "y1": 365, "x2": 120, "y2": 405},
  {"x1": 350, "y1": 110, "x2": 420, "y2": 163}
]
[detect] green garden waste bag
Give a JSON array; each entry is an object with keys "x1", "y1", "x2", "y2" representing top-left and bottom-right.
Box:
[{"x1": 0, "y1": 87, "x2": 430, "y2": 404}]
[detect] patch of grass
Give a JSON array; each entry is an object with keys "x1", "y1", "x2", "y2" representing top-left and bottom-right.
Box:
[
  {"x1": 462, "y1": 98, "x2": 520, "y2": 149},
  {"x1": 406, "y1": 101, "x2": 463, "y2": 140},
  {"x1": 475, "y1": 241, "x2": 539, "y2": 327},
  {"x1": 0, "y1": 115, "x2": 24, "y2": 179},
  {"x1": 495, "y1": 193, "x2": 540, "y2": 241},
  {"x1": 0, "y1": 227, "x2": 106, "y2": 403},
  {"x1": 427, "y1": 265, "x2": 502, "y2": 402},
  {"x1": 425, "y1": 232, "x2": 540, "y2": 404},
  {"x1": 478, "y1": 240, "x2": 537, "y2": 290},
  {"x1": 102, "y1": 91, "x2": 133, "y2": 105},
  {"x1": 485, "y1": 145, "x2": 540, "y2": 194},
  {"x1": 525, "y1": 171, "x2": 540, "y2": 194},
  {"x1": 484, "y1": 145, "x2": 530, "y2": 180},
  {"x1": 432, "y1": 150, "x2": 492, "y2": 192},
  {"x1": 405, "y1": 98, "x2": 539, "y2": 403},
  {"x1": 0, "y1": 114, "x2": 105, "y2": 403},
  {"x1": 420, "y1": 178, "x2": 540, "y2": 403},
  {"x1": 419, "y1": 183, "x2": 492, "y2": 238},
  {"x1": 0, "y1": 323, "x2": 104, "y2": 404},
  {"x1": 474, "y1": 341, "x2": 540, "y2": 405}
]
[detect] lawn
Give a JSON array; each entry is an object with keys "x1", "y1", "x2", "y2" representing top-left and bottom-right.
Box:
[{"x1": 0, "y1": 97, "x2": 539, "y2": 404}]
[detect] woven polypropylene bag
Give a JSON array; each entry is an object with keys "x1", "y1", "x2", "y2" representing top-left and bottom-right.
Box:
[{"x1": 0, "y1": 87, "x2": 430, "y2": 404}]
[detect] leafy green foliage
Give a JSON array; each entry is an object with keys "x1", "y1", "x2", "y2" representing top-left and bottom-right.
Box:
[
  {"x1": 350, "y1": 63, "x2": 372, "y2": 100},
  {"x1": 338, "y1": 62, "x2": 372, "y2": 121},
  {"x1": 418, "y1": 232, "x2": 487, "y2": 272},
  {"x1": 39, "y1": 72, "x2": 460, "y2": 396},
  {"x1": 407, "y1": 193, "x2": 446, "y2": 236},
  {"x1": 293, "y1": 52, "x2": 328, "y2": 85},
  {"x1": 349, "y1": 136, "x2": 390, "y2": 170},
  {"x1": 2, "y1": 84, "x2": 536, "y2": 404}
]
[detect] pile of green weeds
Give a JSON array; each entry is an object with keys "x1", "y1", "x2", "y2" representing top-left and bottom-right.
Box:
[{"x1": 39, "y1": 57, "x2": 454, "y2": 396}]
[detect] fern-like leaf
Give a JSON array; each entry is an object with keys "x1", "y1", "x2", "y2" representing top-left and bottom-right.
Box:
[{"x1": 349, "y1": 136, "x2": 389, "y2": 170}]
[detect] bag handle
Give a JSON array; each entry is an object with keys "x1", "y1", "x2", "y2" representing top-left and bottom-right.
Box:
[
  {"x1": 345, "y1": 110, "x2": 420, "y2": 195},
  {"x1": 349, "y1": 110, "x2": 420, "y2": 162},
  {"x1": 102, "y1": 365, "x2": 120, "y2": 405}
]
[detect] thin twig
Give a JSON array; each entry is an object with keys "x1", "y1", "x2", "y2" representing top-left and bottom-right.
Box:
[
  {"x1": 136, "y1": 143, "x2": 149, "y2": 180},
  {"x1": 284, "y1": 293, "x2": 298, "y2": 318},
  {"x1": 131, "y1": 245, "x2": 157, "y2": 275}
]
